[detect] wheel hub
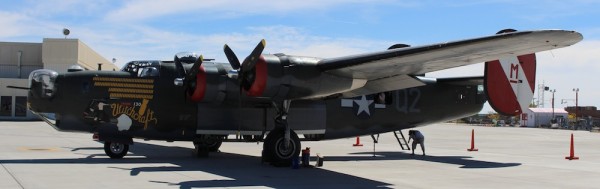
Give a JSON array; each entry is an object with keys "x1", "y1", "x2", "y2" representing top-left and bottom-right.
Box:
[
  {"x1": 110, "y1": 143, "x2": 124, "y2": 154},
  {"x1": 275, "y1": 138, "x2": 295, "y2": 159}
]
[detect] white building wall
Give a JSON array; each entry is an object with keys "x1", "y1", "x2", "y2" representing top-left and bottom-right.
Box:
[
  {"x1": 42, "y1": 38, "x2": 118, "y2": 72},
  {"x1": 0, "y1": 42, "x2": 43, "y2": 120},
  {"x1": 523, "y1": 108, "x2": 568, "y2": 127}
]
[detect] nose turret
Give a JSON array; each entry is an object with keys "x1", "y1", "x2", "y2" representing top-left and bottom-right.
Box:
[{"x1": 28, "y1": 69, "x2": 59, "y2": 112}]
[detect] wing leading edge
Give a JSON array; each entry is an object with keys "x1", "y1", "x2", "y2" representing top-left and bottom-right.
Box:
[{"x1": 318, "y1": 30, "x2": 583, "y2": 80}]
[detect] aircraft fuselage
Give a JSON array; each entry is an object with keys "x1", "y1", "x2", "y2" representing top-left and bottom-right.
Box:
[{"x1": 27, "y1": 61, "x2": 485, "y2": 142}]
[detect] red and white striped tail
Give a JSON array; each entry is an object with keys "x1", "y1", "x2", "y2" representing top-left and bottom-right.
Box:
[{"x1": 484, "y1": 53, "x2": 536, "y2": 116}]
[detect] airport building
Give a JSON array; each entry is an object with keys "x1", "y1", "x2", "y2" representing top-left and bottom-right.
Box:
[
  {"x1": 521, "y1": 108, "x2": 569, "y2": 128},
  {"x1": 0, "y1": 38, "x2": 119, "y2": 120}
]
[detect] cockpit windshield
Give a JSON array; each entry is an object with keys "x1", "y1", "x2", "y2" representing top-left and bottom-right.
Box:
[
  {"x1": 121, "y1": 61, "x2": 160, "y2": 77},
  {"x1": 174, "y1": 52, "x2": 199, "y2": 64}
]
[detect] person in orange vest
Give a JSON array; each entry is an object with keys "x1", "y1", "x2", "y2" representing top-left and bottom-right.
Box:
[{"x1": 408, "y1": 130, "x2": 425, "y2": 156}]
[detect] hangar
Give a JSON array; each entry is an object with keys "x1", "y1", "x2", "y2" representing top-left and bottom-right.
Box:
[
  {"x1": 522, "y1": 108, "x2": 569, "y2": 128},
  {"x1": 0, "y1": 38, "x2": 118, "y2": 120}
]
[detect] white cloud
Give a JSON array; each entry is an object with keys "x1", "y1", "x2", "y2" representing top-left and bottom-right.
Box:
[
  {"x1": 0, "y1": 11, "x2": 63, "y2": 40},
  {"x1": 0, "y1": 12, "x2": 28, "y2": 38},
  {"x1": 104, "y1": 0, "x2": 405, "y2": 22},
  {"x1": 241, "y1": 26, "x2": 392, "y2": 58},
  {"x1": 535, "y1": 40, "x2": 600, "y2": 108},
  {"x1": 538, "y1": 40, "x2": 600, "y2": 69},
  {"x1": 25, "y1": 1, "x2": 109, "y2": 17},
  {"x1": 76, "y1": 25, "x2": 392, "y2": 66}
]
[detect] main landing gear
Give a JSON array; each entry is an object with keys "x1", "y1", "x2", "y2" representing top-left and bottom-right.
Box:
[
  {"x1": 193, "y1": 135, "x2": 224, "y2": 158},
  {"x1": 262, "y1": 100, "x2": 301, "y2": 166}
]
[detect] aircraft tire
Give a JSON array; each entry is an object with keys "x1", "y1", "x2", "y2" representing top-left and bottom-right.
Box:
[
  {"x1": 194, "y1": 144, "x2": 210, "y2": 158},
  {"x1": 263, "y1": 128, "x2": 301, "y2": 166},
  {"x1": 207, "y1": 140, "x2": 222, "y2": 152},
  {"x1": 104, "y1": 142, "x2": 129, "y2": 159},
  {"x1": 194, "y1": 137, "x2": 223, "y2": 152}
]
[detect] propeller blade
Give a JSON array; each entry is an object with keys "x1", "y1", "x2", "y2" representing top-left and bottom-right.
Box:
[
  {"x1": 174, "y1": 55, "x2": 186, "y2": 78},
  {"x1": 240, "y1": 39, "x2": 266, "y2": 73},
  {"x1": 185, "y1": 55, "x2": 204, "y2": 81},
  {"x1": 224, "y1": 44, "x2": 241, "y2": 70}
]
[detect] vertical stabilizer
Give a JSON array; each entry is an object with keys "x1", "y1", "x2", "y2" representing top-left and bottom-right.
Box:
[{"x1": 484, "y1": 53, "x2": 536, "y2": 116}]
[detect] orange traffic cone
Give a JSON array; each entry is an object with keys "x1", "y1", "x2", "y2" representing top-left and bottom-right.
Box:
[
  {"x1": 353, "y1": 136, "x2": 363, "y2": 147},
  {"x1": 467, "y1": 129, "x2": 478, "y2": 151},
  {"x1": 565, "y1": 133, "x2": 579, "y2": 160}
]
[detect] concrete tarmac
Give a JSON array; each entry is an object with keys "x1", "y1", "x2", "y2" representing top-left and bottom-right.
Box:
[{"x1": 1, "y1": 121, "x2": 599, "y2": 189}]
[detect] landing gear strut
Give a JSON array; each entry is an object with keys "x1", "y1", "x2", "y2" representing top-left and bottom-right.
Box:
[
  {"x1": 104, "y1": 142, "x2": 129, "y2": 159},
  {"x1": 262, "y1": 100, "x2": 301, "y2": 166}
]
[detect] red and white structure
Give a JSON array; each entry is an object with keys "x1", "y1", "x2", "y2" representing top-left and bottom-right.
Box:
[{"x1": 485, "y1": 54, "x2": 537, "y2": 116}]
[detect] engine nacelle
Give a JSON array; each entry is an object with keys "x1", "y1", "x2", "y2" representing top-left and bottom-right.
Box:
[
  {"x1": 187, "y1": 62, "x2": 229, "y2": 103},
  {"x1": 245, "y1": 54, "x2": 366, "y2": 100}
]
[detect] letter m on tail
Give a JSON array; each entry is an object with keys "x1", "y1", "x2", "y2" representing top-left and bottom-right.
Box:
[{"x1": 509, "y1": 64, "x2": 519, "y2": 83}]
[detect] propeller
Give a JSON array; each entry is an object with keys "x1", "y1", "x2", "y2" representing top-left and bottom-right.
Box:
[
  {"x1": 223, "y1": 39, "x2": 266, "y2": 91},
  {"x1": 185, "y1": 55, "x2": 204, "y2": 82},
  {"x1": 223, "y1": 40, "x2": 266, "y2": 139},
  {"x1": 173, "y1": 53, "x2": 204, "y2": 97},
  {"x1": 174, "y1": 55, "x2": 186, "y2": 79}
]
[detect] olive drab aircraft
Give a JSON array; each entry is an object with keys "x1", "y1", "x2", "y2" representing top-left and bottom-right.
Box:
[{"x1": 8, "y1": 29, "x2": 582, "y2": 166}]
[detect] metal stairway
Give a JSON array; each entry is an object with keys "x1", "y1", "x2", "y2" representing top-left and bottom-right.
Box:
[{"x1": 393, "y1": 130, "x2": 410, "y2": 150}]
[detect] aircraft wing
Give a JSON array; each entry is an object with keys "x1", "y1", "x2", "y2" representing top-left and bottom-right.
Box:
[{"x1": 317, "y1": 30, "x2": 582, "y2": 97}]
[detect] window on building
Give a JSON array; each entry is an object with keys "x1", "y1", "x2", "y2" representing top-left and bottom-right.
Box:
[
  {"x1": 0, "y1": 96, "x2": 12, "y2": 116},
  {"x1": 15, "y1": 96, "x2": 27, "y2": 117},
  {"x1": 17, "y1": 51, "x2": 23, "y2": 78}
]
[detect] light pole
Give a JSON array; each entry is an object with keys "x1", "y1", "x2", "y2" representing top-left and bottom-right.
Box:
[
  {"x1": 573, "y1": 88, "x2": 579, "y2": 121},
  {"x1": 550, "y1": 89, "x2": 556, "y2": 121}
]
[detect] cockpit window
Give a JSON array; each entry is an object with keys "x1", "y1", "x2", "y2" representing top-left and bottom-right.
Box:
[
  {"x1": 121, "y1": 61, "x2": 160, "y2": 77},
  {"x1": 139, "y1": 67, "x2": 159, "y2": 77}
]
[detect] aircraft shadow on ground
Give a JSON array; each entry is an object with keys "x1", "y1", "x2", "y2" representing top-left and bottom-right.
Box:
[
  {"x1": 0, "y1": 142, "x2": 392, "y2": 189},
  {"x1": 330, "y1": 151, "x2": 522, "y2": 169}
]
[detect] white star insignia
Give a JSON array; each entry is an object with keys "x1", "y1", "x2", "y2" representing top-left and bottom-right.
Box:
[{"x1": 354, "y1": 95, "x2": 373, "y2": 116}]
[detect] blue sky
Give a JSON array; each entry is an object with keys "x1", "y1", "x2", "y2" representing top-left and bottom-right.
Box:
[{"x1": 1, "y1": 0, "x2": 599, "y2": 113}]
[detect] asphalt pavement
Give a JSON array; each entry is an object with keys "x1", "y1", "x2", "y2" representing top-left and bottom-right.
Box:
[{"x1": 1, "y1": 121, "x2": 599, "y2": 189}]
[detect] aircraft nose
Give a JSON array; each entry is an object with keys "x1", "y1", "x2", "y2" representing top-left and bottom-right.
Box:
[{"x1": 29, "y1": 69, "x2": 59, "y2": 99}]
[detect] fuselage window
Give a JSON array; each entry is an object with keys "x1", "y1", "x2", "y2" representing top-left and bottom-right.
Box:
[
  {"x1": 121, "y1": 61, "x2": 160, "y2": 77},
  {"x1": 374, "y1": 92, "x2": 393, "y2": 105},
  {"x1": 139, "y1": 67, "x2": 159, "y2": 77}
]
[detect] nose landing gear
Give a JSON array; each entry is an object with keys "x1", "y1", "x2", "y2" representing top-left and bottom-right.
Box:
[{"x1": 104, "y1": 142, "x2": 129, "y2": 159}]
